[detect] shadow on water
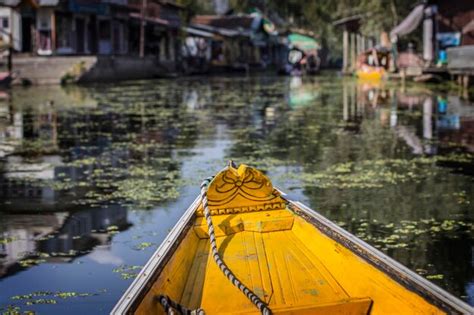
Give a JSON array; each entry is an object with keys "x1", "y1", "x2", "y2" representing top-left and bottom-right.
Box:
[{"x1": 0, "y1": 74, "x2": 473, "y2": 313}]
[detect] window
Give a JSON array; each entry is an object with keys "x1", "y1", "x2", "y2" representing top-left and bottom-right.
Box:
[
  {"x1": 56, "y1": 15, "x2": 72, "y2": 48},
  {"x1": 0, "y1": 17, "x2": 9, "y2": 29},
  {"x1": 98, "y1": 20, "x2": 111, "y2": 40}
]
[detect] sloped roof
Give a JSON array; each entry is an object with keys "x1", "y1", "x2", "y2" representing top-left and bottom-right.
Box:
[
  {"x1": 184, "y1": 26, "x2": 214, "y2": 38},
  {"x1": 0, "y1": 0, "x2": 59, "y2": 6},
  {"x1": 38, "y1": 0, "x2": 59, "y2": 6},
  {"x1": 189, "y1": 23, "x2": 244, "y2": 37},
  {"x1": 192, "y1": 15, "x2": 256, "y2": 31},
  {"x1": 0, "y1": 0, "x2": 21, "y2": 6},
  {"x1": 390, "y1": 4, "x2": 424, "y2": 39},
  {"x1": 288, "y1": 33, "x2": 319, "y2": 51}
]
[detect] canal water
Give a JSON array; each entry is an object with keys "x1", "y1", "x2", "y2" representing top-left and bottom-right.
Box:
[{"x1": 0, "y1": 74, "x2": 473, "y2": 314}]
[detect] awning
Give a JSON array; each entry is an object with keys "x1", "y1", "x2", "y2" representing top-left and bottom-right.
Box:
[
  {"x1": 38, "y1": 0, "x2": 59, "y2": 6},
  {"x1": 130, "y1": 12, "x2": 170, "y2": 26},
  {"x1": 288, "y1": 33, "x2": 319, "y2": 51},
  {"x1": 183, "y1": 27, "x2": 214, "y2": 38},
  {"x1": 390, "y1": 4, "x2": 424, "y2": 39},
  {"x1": 190, "y1": 23, "x2": 250, "y2": 38}
]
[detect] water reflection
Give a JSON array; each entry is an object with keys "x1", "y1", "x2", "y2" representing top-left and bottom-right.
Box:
[
  {"x1": 340, "y1": 80, "x2": 474, "y2": 155},
  {"x1": 219, "y1": 76, "x2": 474, "y2": 303},
  {"x1": 0, "y1": 205, "x2": 130, "y2": 279},
  {"x1": 0, "y1": 75, "x2": 473, "y2": 313}
]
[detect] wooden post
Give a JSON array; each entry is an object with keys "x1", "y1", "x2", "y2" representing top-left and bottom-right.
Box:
[
  {"x1": 343, "y1": 29, "x2": 348, "y2": 73},
  {"x1": 169, "y1": 34, "x2": 175, "y2": 62},
  {"x1": 343, "y1": 80, "x2": 348, "y2": 120},
  {"x1": 139, "y1": 0, "x2": 147, "y2": 58},
  {"x1": 8, "y1": 32, "x2": 12, "y2": 72},
  {"x1": 350, "y1": 32, "x2": 356, "y2": 71},
  {"x1": 463, "y1": 75, "x2": 470, "y2": 89},
  {"x1": 8, "y1": 8, "x2": 13, "y2": 72},
  {"x1": 51, "y1": 11, "x2": 56, "y2": 53},
  {"x1": 160, "y1": 35, "x2": 166, "y2": 61},
  {"x1": 356, "y1": 34, "x2": 360, "y2": 55},
  {"x1": 350, "y1": 80, "x2": 355, "y2": 117},
  {"x1": 423, "y1": 6, "x2": 435, "y2": 65}
]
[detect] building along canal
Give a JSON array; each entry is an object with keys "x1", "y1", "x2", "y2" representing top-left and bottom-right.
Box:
[{"x1": 0, "y1": 73, "x2": 473, "y2": 314}]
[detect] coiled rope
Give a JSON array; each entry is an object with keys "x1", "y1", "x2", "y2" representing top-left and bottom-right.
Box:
[
  {"x1": 158, "y1": 176, "x2": 271, "y2": 315},
  {"x1": 157, "y1": 294, "x2": 204, "y2": 315},
  {"x1": 200, "y1": 176, "x2": 271, "y2": 315}
]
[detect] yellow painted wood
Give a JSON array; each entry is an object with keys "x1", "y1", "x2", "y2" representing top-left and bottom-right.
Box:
[
  {"x1": 179, "y1": 238, "x2": 209, "y2": 309},
  {"x1": 196, "y1": 163, "x2": 287, "y2": 216},
  {"x1": 135, "y1": 228, "x2": 201, "y2": 315},
  {"x1": 137, "y1": 212, "x2": 445, "y2": 314},
  {"x1": 356, "y1": 67, "x2": 385, "y2": 81},
  {"x1": 291, "y1": 216, "x2": 445, "y2": 315},
  {"x1": 139, "y1": 217, "x2": 375, "y2": 315},
  {"x1": 134, "y1": 164, "x2": 447, "y2": 315},
  {"x1": 193, "y1": 210, "x2": 294, "y2": 238}
]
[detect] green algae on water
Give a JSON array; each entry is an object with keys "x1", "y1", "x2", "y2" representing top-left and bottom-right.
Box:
[{"x1": 113, "y1": 265, "x2": 143, "y2": 280}]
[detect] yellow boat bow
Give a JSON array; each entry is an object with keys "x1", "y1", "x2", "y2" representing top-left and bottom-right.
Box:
[{"x1": 112, "y1": 163, "x2": 472, "y2": 315}]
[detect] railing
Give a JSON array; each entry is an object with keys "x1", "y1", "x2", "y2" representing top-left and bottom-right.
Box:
[{"x1": 447, "y1": 45, "x2": 474, "y2": 75}]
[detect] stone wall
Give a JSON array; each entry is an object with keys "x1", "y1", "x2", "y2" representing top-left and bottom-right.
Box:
[
  {"x1": 78, "y1": 56, "x2": 177, "y2": 83},
  {"x1": 12, "y1": 55, "x2": 177, "y2": 85}
]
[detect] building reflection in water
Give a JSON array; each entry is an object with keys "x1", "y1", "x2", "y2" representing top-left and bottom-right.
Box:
[
  {"x1": 0, "y1": 86, "x2": 132, "y2": 279},
  {"x1": 0, "y1": 205, "x2": 131, "y2": 279},
  {"x1": 342, "y1": 80, "x2": 474, "y2": 154}
]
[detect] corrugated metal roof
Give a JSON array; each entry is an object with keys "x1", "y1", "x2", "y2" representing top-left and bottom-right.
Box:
[
  {"x1": 0, "y1": 0, "x2": 21, "y2": 7},
  {"x1": 190, "y1": 23, "x2": 249, "y2": 38},
  {"x1": 183, "y1": 26, "x2": 214, "y2": 38},
  {"x1": 38, "y1": 0, "x2": 59, "y2": 6},
  {"x1": 0, "y1": 0, "x2": 59, "y2": 6}
]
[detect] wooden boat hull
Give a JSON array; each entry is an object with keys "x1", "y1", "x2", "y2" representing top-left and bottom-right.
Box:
[
  {"x1": 112, "y1": 165, "x2": 472, "y2": 315},
  {"x1": 355, "y1": 67, "x2": 386, "y2": 81}
]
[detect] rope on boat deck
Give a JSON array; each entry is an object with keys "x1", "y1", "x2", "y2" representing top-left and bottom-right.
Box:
[
  {"x1": 157, "y1": 176, "x2": 271, "y2": 315},
  {"x1": 200, "y1": 177, "x2": 272, "y2": 315},
  {"x1": 157, "y1": 295, "x2": 204, "y2": 315}
]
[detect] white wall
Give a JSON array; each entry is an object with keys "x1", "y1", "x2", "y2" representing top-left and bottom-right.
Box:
[{"x1": 0, "y1": 7, "x2": 22, "y2": 51}]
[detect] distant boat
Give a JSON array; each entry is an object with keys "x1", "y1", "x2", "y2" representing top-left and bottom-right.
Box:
[
  {"x1": 356, "y1": 48, "x2": 391, "y2": 81},
  {"x1": 112, "y1": 163, "x2": 472, "y2": 315},
  {"x1": 280, "y1": 33, "x2": 321, "y2": 76}
]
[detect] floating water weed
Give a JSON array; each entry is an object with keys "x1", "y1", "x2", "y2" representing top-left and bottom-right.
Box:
[{"x1": 113, "y1": 265, "x2": 143, "y2": 280}]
